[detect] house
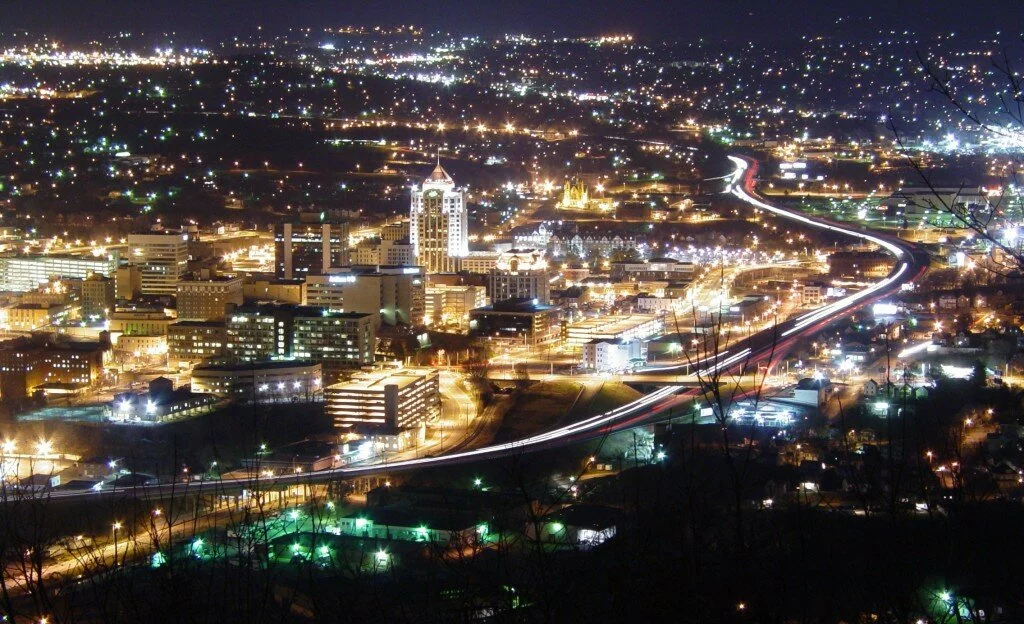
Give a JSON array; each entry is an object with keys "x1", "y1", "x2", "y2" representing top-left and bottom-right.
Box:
[{"x1": 862, "y1": 379, "x2": 879, "y2": 397}]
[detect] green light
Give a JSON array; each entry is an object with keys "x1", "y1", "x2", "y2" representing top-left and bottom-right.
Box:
[
  {"x1": 549, "y1": 522, "x2": 564, "y2": 533},
  {"x1": 318, "y1": 546, "x2": 330, "y2": 557},
  {"x1": 292, "y1": 543, "x2": 301, "y2": 552},
  {"x1": 476, "y1": 523, "x2": 489, "y2": 536},
  {"x1": 473, "y1": 478, "x2": 482, "y2": 487},
  {"x1": 375, "y1": 550, "x2": 389, "y2": 563},
  {"x1": 355, "y1": 517, "x2": 369, "y2": 529}
]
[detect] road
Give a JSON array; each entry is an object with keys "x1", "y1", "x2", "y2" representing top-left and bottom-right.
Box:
[{"x1": 29, "y1": 154, "x2": 930, "y2": 502}]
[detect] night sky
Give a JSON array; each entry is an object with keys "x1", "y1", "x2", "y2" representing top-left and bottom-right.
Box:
[{"x1": 4, "y1": 0, "x2": 1022, "y2": 43}]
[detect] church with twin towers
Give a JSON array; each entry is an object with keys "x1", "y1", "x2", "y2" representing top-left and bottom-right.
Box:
[{"x1": 409, "y1": 160, "x2": 468, "y2": 274}]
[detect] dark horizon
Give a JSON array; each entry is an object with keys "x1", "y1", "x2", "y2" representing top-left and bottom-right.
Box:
[{"x1": 3, "y1": 0, "x2": 1022, "y2": 45}]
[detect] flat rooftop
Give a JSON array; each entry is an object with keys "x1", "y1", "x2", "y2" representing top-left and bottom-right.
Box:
[
  {"x1": 568, "y1": 314, "x2": 662, "y2": 334},
  {"x1": 326, "y1": 368, "x2": 434, "y2": 393}
]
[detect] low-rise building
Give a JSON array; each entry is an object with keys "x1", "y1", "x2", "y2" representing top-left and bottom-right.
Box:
[
  {"x1": 582, "y1": 338, "x2": 647, "y2": 372},
  {"x1": 190, "y1": 360, "x2": 322, "y2": 403},
  {"x1": 8, "y1": 303, "x2": 71, "y2": 331},
  {"x1": 468, "y1": 298, "x2": 561, "y2": 345},
  {"x1": 565, "y1": 314, "x2": 664, "y2": 348},
  {"x1": 167, "y1": 321, "x2": 227, "y2": 366},
  {"x1": 425, "y1": 284, "x2": 489, "y2": 329},
  {"x1": 531, "y1": 504, "x2": 622, "y2": 550}
]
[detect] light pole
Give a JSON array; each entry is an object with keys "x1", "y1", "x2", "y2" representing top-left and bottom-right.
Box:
[{"x1": 112, "y1": 521, "x2": 122, "y2": 564}]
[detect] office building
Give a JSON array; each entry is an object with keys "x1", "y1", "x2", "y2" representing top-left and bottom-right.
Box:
[
  {"x1": 176, "y1": 276, "x2": 243, "y2": 321},
  {"x1": 381, "y1": 220, "x2": 410, "y2": 241},
  {"x1": 325, "y1": 367, "x2": 439, "y2": 436},
  {"x1": 225, "y1": 305, "x2": 296, "y2": 361},
  {"x1": 126, "y1": 233, "x2": 190, "y2": 296},
  {"x1": 487, "y1": 249, "x2": 551, "y2": 304},
  {"x1": 292, "y1": 311, "x2": 376, "y2": 367},
  {"x1": 191, "y1": 360, "x2": 322, "y2": 403},
  {"x1": 8, "y1": 304, "x2": 71, "y2": 332},
  {"x1": 115, "y1": 265, "x2": 143, "y2": 301},
  {"x1": 468, "y1": 298, "x2": 561, "y2": 345},
  {"x1": 109, "y1": 308, "x2": 173, "y2": 337},
  {"x1": 225, "y1": 304, "x2": 375, "y2": 366},
  {"x1": 168, "y1": 321, "x2": 227, "y2": 365},
  {"x1": 460, "y1": 251, "x2": 501, "y2": 274},
  {"x1": 0, "y1": 253, "x2": 118, "y2": 293},
  {"x1": 425, "y1": 284, "x2": 489, "y2": 329},
  {"x1": 243, "y1": 277, "x2": 306, "y2": 305},
  {"x1": 274, "y1": 216, "x2": 349, "y2": 279},
  {"x1": 610, "y1": 258, "x2": 696, "y2": 281},
  {"x1": 305, "y1": 266, "x2": 425, "y2": 327},
  {"x1": 409, "y1": 163, "x2": 467, "y2": 273},
  {"x1": 81, "y1": 275, "x2": 115, "y2": 320},
  {"x1": 0, "y1": 337, "x2": 108, "y2": 400}
]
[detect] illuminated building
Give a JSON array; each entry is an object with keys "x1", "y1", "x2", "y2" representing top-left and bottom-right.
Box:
[
  {"x1": 0, "y1": 338, "x2": 108, "y2": 401},
  {"x1": 8, "y1": 304, "x2": 71, "y2": 331},
  {"x1": 126, "y1": 233, "x2": 189, "y2": 296},
  {"x1": 827, "y1": 251, "x2": 893, "y2": 279},
  {"x1": 109, "y1": 308, "x2": 173, "y2": 337},
  {"x1": 610, "y1": 258, "x2": 695, "y2": 280},
  {"x1": 487, "y1": 249, "x2": 551, "y2": 304},
  {"x1": 242, "y1": 278, "x2": 306, "y2": 305},
  {"x1": 225, "y1": 304, "x2": 375, "y2": 366},
  {"x1": 274, "y1": 216, "x2": 350, "y2": 279},
  {"x1": 425, "y1": 284, "x2": 489, "y2": 329},
  {"x1": 558, "y1": 179, "x2": 614, "y2": 212},
  {"x1": 460, "y1": 251, "x2": 501, "y2": 274},
  {"x1": 176, "y1": 276, "x2": 243, "y2": 321},
  {"x1": 115, "y1": 265, "x2": 143, "y2": 301},
  {"x1": 305, "y1": 266, "x2": 425, "y2": 327},
  {"x1": 582, "y1": 339, "x2": 647, "y2": 373},
  {"x1": 167, "y1": 321, "x2": 227, "y2": 366},
  {"x1": 191, "y1": 360, "x2": 322, "y2": 403},
  {"x1": 468, "y1": 298, "x2": 561, "y2": 346},
  {"x1": 565, "y1": 314, "x2": 664, "y2": 348},
  {"x1": 0, "y1": 253, "x2": 118, "y2": 293},
  {"x1": 81, "y1": 275, "x2": 115, "y2": 321},
  {"x1": 324, "y1": 367, "x2": 439, "y2": 443},
  {"x1": 409, "y1": 163, "x2": 467, "y2": 273}
]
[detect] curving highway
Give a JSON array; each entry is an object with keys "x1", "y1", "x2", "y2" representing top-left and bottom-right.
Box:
[{"x1": 39, "y1": 155, "x2": 929, "y2": 502}]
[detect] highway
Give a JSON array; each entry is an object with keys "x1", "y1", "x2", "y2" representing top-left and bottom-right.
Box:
[{"x1": 35, "y1": 155, "x2": 929, "y2": 502}]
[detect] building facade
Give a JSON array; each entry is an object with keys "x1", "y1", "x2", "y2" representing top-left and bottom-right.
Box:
[
  {"x1": 468, "y1": 299, "x2": 561, "y2": 345},
  {"x1": 191, "y1": 361, "x2": 322, "y2": 403},
  {"x1": 168, "y1": 321, "x2": 228, "y2": 365},
  {"x1": 487, "y1": 249, "x2": 551, "y2": 305},
  {"x1": 274, "y1": 219, "x2": 349, "y2": 279},
  {"x1": 292, "y1": 311, "x2": 376, "y2": 367},
  {"x1": 126, "y1": 233, "x2": 189, "y2": 296},
  {"x1": 81, "y1": 275, "x2": 115, "y2": 321},
  {"x1": 0, "y1": 253, "x2": 118, "y2": 293},
  {"x1": 425, "y1": 284, "x2": 489, "y2": 329},
  {"x1": 409, "y1": 164, "x2": 467, "y2": 273},
  {"x1": 324, "y1": 367, "x2": 439, "y2": 434},
  {"x1": 176, "y1": 276, "x2": 244, "y2": 321},
  {"x1": 305, "y1": 266, "x2": 425, "y2": 327}
]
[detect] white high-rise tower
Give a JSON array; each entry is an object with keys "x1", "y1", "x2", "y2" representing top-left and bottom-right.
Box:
[{"x1": 409, "y1": 162, "x2": 467, "y2": 274}]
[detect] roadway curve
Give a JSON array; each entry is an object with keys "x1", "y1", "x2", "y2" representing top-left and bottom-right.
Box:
[{"x1": 41, "y1": 155, "x2": 929, "y2": 501}]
